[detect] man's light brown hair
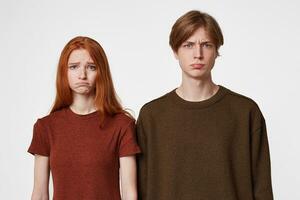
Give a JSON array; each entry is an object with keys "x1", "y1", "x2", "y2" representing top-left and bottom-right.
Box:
[{"x1": 169, "y1": 10, "x2": 224, "y2": 55}]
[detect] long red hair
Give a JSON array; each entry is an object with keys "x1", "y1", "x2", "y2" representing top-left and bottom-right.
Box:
[{"x1": 50, "y1": 36, "x2": 130, "y2": 124}]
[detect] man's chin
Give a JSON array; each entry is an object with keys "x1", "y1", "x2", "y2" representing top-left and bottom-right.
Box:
[{"x1": 185, "y1": 72, "x2": 207, "y2": 80}]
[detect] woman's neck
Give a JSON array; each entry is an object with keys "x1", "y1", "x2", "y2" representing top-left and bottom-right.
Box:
[{"x1": 69, "y1": 93, "x2": 97, "y2": 115}]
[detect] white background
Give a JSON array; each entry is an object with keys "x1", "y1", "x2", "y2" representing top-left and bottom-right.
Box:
[{"x1": 1, "y1": 0, "x2": 299, "y2": 199}]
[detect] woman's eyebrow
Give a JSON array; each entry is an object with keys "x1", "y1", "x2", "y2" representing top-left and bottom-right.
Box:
[
  {"x1": 68, "y1": 62, "x2": 95, "y2": 65},
  {"x1": 68, "y1": 62, "x2": 80, "y2": 65}
]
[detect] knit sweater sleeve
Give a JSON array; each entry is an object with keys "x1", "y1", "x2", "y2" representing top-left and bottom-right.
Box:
[
  {"x1": 251, "y1": 108, "x2": 273, "y2": 200},
  {"x1": 136, "y1": 107, "x2": 148, "y2": 200}
]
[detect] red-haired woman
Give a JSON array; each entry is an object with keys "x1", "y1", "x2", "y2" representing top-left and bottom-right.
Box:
[{"x1": 28, "y1": 36, "x2": 141, "y2": 200}]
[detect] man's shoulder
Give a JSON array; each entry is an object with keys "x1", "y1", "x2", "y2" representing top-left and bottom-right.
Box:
[
  {"x1": 224, "y1": 87, "x2": 262, "y2": 114},
  {"x1": 139, "y1": 90, "x2": 174, "y2": 115}
]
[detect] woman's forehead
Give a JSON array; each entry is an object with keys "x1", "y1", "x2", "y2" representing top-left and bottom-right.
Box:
[{"x1": 68, "y1": 49, "x2": 94, "y2": 63}]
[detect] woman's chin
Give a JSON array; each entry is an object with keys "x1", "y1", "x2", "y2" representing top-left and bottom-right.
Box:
[{"x1": 73, "y1": 89, "x2": 94, "y2": 96}]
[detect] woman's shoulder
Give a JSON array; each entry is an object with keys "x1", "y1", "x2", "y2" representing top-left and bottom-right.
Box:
[
  {"x1": 109, "y1": 112, "x2": 135, "y2": 126},
  {"x1": 35, "y1": 108, "x2": 68, "y2": 126}
]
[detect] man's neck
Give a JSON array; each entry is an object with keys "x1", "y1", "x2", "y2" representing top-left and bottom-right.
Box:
[{"x1": 176, "y1": 74, "x2": 219, "y2": 102}]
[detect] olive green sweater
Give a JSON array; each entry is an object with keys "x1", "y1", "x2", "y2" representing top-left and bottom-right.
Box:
[{"x1": 136, "y1": 86, "x2": 273, "y2": 200}]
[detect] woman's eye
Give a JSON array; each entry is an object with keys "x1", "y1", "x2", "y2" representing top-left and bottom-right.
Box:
[
  {"x1": 87, "y1": 65, "x2": 96, "y2": 71},
  {"x1": 69, "y1": 65, "x2": 77, "y2": 70}
]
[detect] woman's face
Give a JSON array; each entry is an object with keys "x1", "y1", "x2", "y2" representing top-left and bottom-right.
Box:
[
  {"x1": 67, "y1": 49, "x2": 97, "y2": 96},
  {"x1": 174, "y1": 27, "x2": 217, "y2": 80}
]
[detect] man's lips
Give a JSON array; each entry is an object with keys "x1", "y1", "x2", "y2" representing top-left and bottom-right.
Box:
[{"x1": 191, "y1": 64, "x2": 205, "y2": 69}]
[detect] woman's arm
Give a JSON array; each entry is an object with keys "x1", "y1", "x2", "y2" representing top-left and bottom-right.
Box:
[
  {"x1": 120, "y1": 156, "x2": 138, "y2": 200},
  {"x1": 31, "y1": 155, "x2": 50, "y2": 200}
]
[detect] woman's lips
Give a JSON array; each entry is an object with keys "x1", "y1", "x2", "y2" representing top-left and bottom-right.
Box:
[
  {"x1": 191, "y1": 64, "x2": 205, "y2": 69},
  {"x1": 76, "y1": 82, "x2": 90, "y2": 86}
]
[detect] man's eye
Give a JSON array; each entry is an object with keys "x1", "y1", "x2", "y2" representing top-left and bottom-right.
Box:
[
  {"x1": 183, "y1": 43, "x2": 193, "y2": 48},
  {"x1": 203, "y1": 43, "x2": 213, "y2": 48}
]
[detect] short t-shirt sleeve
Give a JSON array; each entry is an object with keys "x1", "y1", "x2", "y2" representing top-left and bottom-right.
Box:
[
  {"x1": 27, "y1": 119, "x2": 50, "y2": 156},
  {"x1": 118, "y1": 120, "x2": 141, "y2": 157}
]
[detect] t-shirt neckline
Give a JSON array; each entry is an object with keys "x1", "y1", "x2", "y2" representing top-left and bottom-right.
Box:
[{"x1": 65, "y1": 107, "x2": 99, "y2": 121}]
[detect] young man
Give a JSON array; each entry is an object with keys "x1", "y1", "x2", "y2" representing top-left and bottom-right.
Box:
[{"x1": 136, "y1": 10, "x2": 273, "y2": 200}]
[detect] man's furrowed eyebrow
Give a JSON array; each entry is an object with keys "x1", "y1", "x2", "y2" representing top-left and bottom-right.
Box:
[
  {"x1": 200, "y1": 40, "x2": 213, "y2": 44},
  {"x1": 184, "y1": 41, "x2": 196, "y2": 44},
  {"x1": 184, "y1": 40, "x2": 212, "y2": 44}
]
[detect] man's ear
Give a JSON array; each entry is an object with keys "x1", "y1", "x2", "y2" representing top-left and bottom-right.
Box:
[
  {"x1": 215, "y1": 48, "x2": 219, "y2": 58},
  {"x1": 213, "y1": 49, "x2": 218, "y2": 59},
  {"x1": 173, "y1": 50, "x2": 179, "y2": 60}
]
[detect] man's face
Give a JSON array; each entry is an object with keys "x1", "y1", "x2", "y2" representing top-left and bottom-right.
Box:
[{"x1": 174, "y1": 27, "x2": 217, "y2": 80}]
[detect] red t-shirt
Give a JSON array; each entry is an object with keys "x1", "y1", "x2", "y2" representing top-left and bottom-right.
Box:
[{"x1": 28, "y1": 107, "x2": 141, "y2": 200}]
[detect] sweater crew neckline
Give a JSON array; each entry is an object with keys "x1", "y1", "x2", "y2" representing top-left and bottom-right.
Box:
[{"x1": 169, "y1": 85, "x2": 228, "y2": 109}]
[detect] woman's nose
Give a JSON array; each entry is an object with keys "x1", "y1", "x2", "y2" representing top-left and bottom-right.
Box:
[{"x1": 78, "y1": 67, "x2": 87, "y2": 79}]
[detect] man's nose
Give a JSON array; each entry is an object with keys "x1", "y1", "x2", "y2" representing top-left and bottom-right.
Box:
[{"x1": 193, "y1": 44, "x2": 203, "y2": 59}]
